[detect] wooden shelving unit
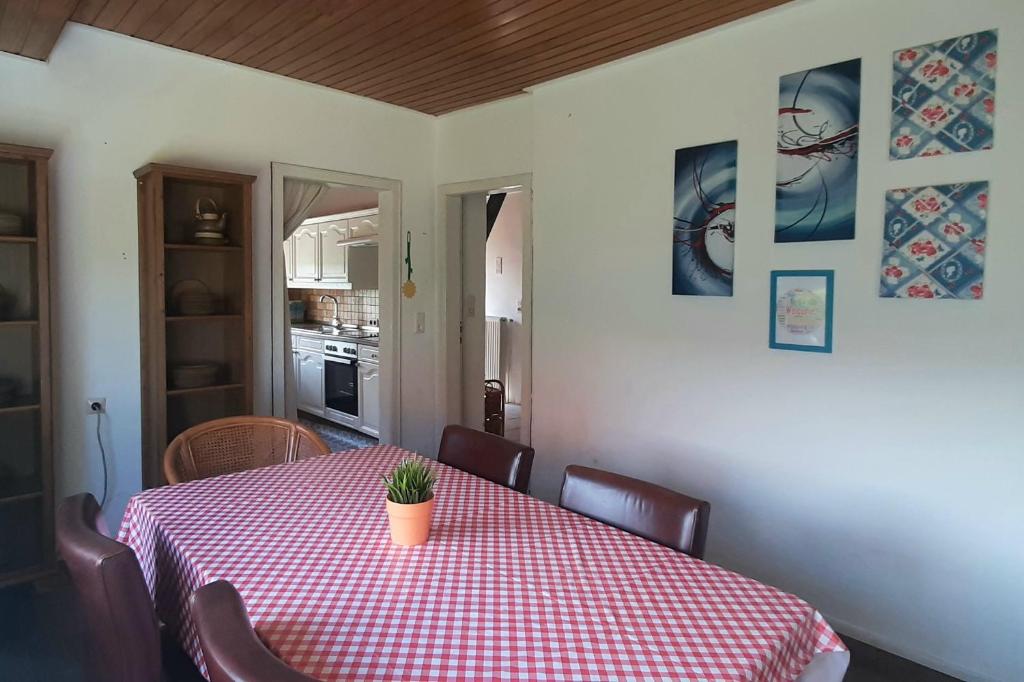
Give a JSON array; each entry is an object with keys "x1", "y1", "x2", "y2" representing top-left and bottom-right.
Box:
[
  {"x1": 0, "y1": 142, "x2": 53, "y2": 587},
  {"x1": 136, "y1": 163, "x2": 255, "y2": 489}
]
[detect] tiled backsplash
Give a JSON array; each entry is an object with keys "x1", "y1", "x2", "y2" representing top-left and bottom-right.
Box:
[{"x1": 292, "y1": 288, "x2": 379, "y2": 325}]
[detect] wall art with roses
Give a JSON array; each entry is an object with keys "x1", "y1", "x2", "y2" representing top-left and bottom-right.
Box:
[
  {"x1": 880, "y1": 181, "x2": 988, "y2": 299},
  {"x1": 891, "y1": 30, "x2": 997, "y2": 159}
]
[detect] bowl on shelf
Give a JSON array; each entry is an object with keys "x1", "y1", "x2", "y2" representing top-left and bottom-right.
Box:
[
  {"x1": 169, "y1": 363, "x2": 221, "y2": 390},
  {"x1": 170, "y1": 279, "x2": 219, "y2": 316},
  {"x1": 0, "y1": 377, "x2": 19, "y2": 407},
  {"x1": 0, "y1": 213, "x2": 23, "y2": 235}
]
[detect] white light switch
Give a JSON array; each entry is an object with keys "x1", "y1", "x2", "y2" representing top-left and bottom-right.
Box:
[
  {"x1": 416, "y1": 312, "x2": 425, "y2": 333},
  {"x1": 466, "y1": 295, "x2": 476, "y2": 318}
]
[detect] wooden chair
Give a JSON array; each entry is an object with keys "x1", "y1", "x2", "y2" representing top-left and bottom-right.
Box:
[
  {"x1": 559, "y1": 465, "x2": 710, "y2": 559},
  {"x1": 191, "y1": 580, "x2": 319, "y2": 682},
  {"x1": 437, "y1": 424, "x2": 534, "y2": 493},
  {"x1": 163, "y1": 416, "x2": 331, "y2": 485}
]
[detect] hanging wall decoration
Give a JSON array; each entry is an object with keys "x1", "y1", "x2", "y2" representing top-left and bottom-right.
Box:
[
  {"x1": 672, "y1": 140, "x2": 737, "y2": 296},
  {"x1": 879, "y1": 181, "x2": 988, "y2": 300},
  {"x1": 890, "y1": 30, "x2": 997, "y2": 159},
  {"x1": 769, "y1": 270, "x2": 834, "y2": 353},
  {"x1": 775, "y1": 59, "x2": 861, "y2": 243},
  {"x1": 402, "y1": 230, "x2": 417, "y2": 298}
]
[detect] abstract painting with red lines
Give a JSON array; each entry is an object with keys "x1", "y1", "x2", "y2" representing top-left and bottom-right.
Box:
[
  {"x1": 775, "y1": 59, "x2": 861, "y2": 243},
  {"x1": 672, "y1": 140, "x2": 737, "y2": 296}
]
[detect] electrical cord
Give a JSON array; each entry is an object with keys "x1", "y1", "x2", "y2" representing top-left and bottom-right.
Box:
[{"x1": 95, "y1": 411, "x2": 109, "y2": 509}]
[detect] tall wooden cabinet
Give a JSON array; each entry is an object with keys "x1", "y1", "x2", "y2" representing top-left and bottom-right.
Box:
[
  {"x1": 0, "y1": 143, "x2": 54, "y2": 586},
  {"x1": 136, "y1": 164, "x2": 255, "y2": 488}
]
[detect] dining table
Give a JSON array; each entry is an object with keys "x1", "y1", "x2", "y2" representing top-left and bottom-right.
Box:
[{"x1": 119, "y1": 444, "x2": 849, "y2": 681}]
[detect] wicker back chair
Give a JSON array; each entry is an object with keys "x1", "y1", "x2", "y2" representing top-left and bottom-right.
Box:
[{"x1": 163, "y1": 416, "x2": 331, "y2": 485}]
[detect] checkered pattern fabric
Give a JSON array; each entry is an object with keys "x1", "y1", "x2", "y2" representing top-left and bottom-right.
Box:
[{"x1": 119, "y1": 445, "x2": 845, "y2": 681}]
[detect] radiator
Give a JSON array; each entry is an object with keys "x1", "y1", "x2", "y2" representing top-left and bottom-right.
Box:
[{"x1": 485, "y1": 316, "x2": 503, "y2": 382}]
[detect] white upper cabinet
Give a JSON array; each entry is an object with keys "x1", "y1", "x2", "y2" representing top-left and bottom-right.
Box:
[
  {"x1": 287, "y1": 209, "x2": 379, "y2": 290},
  {"x1": 349, "y1": 214, "x2": 378, "y2": 240},
  {"x1": 292, "y1": 225, "x2": 320, "y2": 284},
  {"x1": 319, "y1": 220, "x2": 349, "y2": 284}
]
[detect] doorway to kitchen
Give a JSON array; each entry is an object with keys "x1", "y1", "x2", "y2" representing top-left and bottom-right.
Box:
[
  {"x1": 436, "y1": 175, "x2": 533, "y2": 448},
  {"x1": 270, "y1": 163, "x2": 401, "y2": 448}
]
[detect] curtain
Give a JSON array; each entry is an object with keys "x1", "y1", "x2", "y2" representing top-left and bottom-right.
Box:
[
  {"x1": 282, "y1": 178, "x2": 327, "y2": 419},
  {"x1": 283, "y1": 178, "x2": 328, "y2": 239}
]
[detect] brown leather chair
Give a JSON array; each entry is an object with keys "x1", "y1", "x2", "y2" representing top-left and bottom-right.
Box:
[
  {"x1": 191, "y1": 580, "x2": 319, "y2": 682},
  {"x1": 437, "y1": 424, "x2": 534, "y2": 493},
  {"x1": 55, "y1": 493, "x2": 161, "y2": 681},
  {"x1": 164, "y1": 416, "x2": 331, "y2": 485},
  {"x1": 559, "y1": 465, "x2": 710, "y2": 559}
]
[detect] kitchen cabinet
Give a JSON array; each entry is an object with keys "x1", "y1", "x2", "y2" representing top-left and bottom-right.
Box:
[
  {"x1": 283, "y1": 238, "x2": 294, "y2": 284},
  {"x1": 318, "y1": 220, "x2": 349, "y2": 284},
  {"x1": 286, "y1": 209, "x2": 378, "y2": 290},
  {"x1": 292, "y1": 225, "x2": 319, "y2": 284},
  {"x1": 296, "y1": 349, "x2": 324, "y2": 416},
  {"x1": 357, "y1": 345, "x2": 380, "y2": 437}
]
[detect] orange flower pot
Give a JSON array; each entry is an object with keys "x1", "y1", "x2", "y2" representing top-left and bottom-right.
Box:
[{"x1": 385, "y1": 496, "x2": 435, "y2": 546}]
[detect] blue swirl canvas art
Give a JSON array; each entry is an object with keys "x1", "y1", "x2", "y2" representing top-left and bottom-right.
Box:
[
  {"x1": 672, "y1": 140, "x2": 737, "y2": 296},
  {"x1": 775, "y1": 59, "x2": 861, "y2": 243}
]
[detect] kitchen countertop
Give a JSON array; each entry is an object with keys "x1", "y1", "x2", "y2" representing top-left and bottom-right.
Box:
[{"x1": 290, "y1": 323, "x2": 379, "y2": 347}]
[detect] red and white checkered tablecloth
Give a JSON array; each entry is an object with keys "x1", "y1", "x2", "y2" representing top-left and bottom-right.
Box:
[{"x1": 118, "y1": 445, "x2": 845, "y2": 681}]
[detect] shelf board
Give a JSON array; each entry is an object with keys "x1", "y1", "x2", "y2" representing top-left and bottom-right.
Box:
[
  {"x1": 166, "y1": 314, "x2": 242, "y2": 322},
  {"x1": 0, "y1": 235, "x2": 37, "y2": 244},
  {"x1": 0, "y1": 400, "x2": 40, "y2": 415},
  {"x1": 164, "y1": 243, "x2": 242, "y2": 253},
  {"x1": 0, "y1": 490, "x2": 42, "y2": 505},
  {"x1": 166, "y1": 383, "x2": 245, "y2": 397},
  {"x1": 0, "y1": 319, "x2": 38, "y2": 328}
]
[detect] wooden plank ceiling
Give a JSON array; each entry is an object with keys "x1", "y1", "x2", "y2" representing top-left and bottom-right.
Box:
[{"x1": 3, "y1": 0, "x2": 792, "y2": 115}]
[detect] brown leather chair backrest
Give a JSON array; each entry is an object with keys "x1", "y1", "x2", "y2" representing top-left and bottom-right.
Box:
[
  {"x1": 437, "y1": 424, "x2": 534, "y2": 493},
  {"x1": 559, "y1": 465, "x2": 710, "y2": 559},
  {"x1": 191, "y1": 580, "x2": 319, "y2": 682},
  {"x1": 55, "y1": 493, "x2": 161, "y2": 682},
  {"x1": 164, "y1": 416, "x2": 331, "y2": 484}
]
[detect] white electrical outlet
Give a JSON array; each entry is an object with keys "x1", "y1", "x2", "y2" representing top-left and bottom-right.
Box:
[{"x1": 87, "y1": 398, "x2": 106, "y2": 414}]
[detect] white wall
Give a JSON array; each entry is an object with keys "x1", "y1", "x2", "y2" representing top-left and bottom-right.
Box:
[
  {"x1": 438, "y1": 0, "x2": 1024, "y2": 680},
  {"x1": 485, "y1": 191, "x2": 524, "y2": 322},
  {"x1": 0, "y1": 25, "x2": 438, "y2": 524}
]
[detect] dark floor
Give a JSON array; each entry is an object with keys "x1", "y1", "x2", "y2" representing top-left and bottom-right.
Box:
[
  {"x1": 1, "y1": 574, "x2": 963, "y2": 682},
  {"x1": 299, "y1": 413, "x2": 378, "y2": 452}
]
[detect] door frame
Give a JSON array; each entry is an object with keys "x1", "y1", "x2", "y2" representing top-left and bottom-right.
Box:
[
  {"x1": 271, "y1": 162, "x2": 401, "y2": 446},
  {"x1": 434, "y1": 173, "x2": 533, "y2": 447}
]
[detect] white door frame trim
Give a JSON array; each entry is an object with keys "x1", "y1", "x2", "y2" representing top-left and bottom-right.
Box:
[
  {"x1": 434, "y1": 173, "x2": 533, "y2": 447},
  {"x1": 271, "y1": 162, "x2": 401, "y2": 445}
]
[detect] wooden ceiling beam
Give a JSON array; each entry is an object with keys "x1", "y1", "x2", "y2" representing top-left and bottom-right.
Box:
[
  {"x1": 1, "y1": 0, "x2": 81, "y2": 60},
  {"x1": 395, "y1": 0, "x2": 782, "y2": 112},
  {"x1": 284, "y1": 0, "x2": 526, "y2": 83},
  {"x1": 58, "y1": 0, "x2": 793, "y2": 114},
  {"x1": 357, "y1": 0, "x2": 686, "y2": 101},
  {"x1": 417, "y1": 0, "x2": 786, "y2": 114}
]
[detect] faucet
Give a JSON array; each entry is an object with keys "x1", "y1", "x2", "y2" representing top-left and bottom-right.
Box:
[{"x1": 319, "y1": 295, "x2": 341, "y2": 328}]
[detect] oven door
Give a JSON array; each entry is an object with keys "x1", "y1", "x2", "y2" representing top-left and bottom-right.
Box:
[{"x1": 323, "y1": 355, "x2": 359, "y2": 427}]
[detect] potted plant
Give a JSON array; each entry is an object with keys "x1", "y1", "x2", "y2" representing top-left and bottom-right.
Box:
[{"x1": 382, "y1": 458, "x2": 438, "y2": 546}]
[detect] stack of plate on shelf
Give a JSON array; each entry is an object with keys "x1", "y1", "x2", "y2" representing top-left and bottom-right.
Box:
[
  {"x1": 193, "y1": 230, "x2": 230, "y2": 246},
  {"x1": 171, "y1": 279, "x2": 219, "y2": 316},
  {"x1": 169, "y1": 363, "x2": 221, "y2": 390},
  {"x1": 0, "y1": 212, "x2": 23, "y2": 235}
]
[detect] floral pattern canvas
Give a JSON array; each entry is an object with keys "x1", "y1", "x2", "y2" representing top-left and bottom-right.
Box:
[
  {"x1": 891, "y1": 30, "x2": 997, "y2": 159},
  {"x1": 880, "y1": 181, "x2": 988, "y2": 299}
]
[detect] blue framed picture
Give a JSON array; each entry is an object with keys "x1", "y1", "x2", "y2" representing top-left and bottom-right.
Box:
[{"x1": 769, "y1": 270, "x2": 834, "y2": 353}]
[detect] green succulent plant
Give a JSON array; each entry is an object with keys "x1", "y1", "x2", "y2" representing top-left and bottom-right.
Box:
[{"x1": 381, "y1": 458, "x2": 437, "y2": 504}]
